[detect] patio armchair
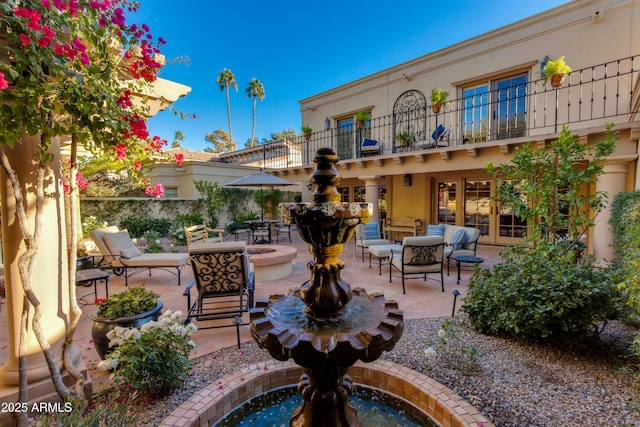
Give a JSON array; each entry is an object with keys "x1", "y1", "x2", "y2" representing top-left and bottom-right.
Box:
[
  {"x1": 185, "y1": 241, "x2": 255, "y2": 348},
  {"x1": 354, "y1": 222, "x2": 389, "y2": 262},
  {"x1": 184, "y1": 224, "x2": 224, "y2": 247},
  {"x1": 274, "y1": 222, "x2": 294, "y2": 243},
  {"x1": 90, "y1": 226, "x2": 189, "y2": 286},
  {"x1": 389, "y1": 235, "x2": 445, "y2": 294},
  {"x1": 230, "y1": 220, "x2": 251, "y2": 242}
]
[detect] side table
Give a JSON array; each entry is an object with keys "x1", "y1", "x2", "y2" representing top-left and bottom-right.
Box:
[
  {"x1": 453, "y1": 256, "x2": 484, "y2": 285},
  {"x1": 76, "y1": 268, "x2": 110, "y2": 306}
]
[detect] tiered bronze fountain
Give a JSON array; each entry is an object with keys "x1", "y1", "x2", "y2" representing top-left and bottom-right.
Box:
[{"x1": 250, "y1": 147, "x2": 404, "y2": 427}]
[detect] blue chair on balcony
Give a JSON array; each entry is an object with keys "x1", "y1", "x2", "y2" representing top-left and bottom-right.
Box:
[
  {"x1": 360, "y1": 138, "x2": 382, "y2": 156},
  {"x1": 431, "y1": 124, "x2": 450, "y2": 147}
]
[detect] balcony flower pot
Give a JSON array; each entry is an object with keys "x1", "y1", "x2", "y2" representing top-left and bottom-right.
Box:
[
  {"x1": 430, "y1": 88, "x2": 449, "y2": 113},
  {"x1": 542, "y1": 56, "x2": 571, "y2": 88},
  {"x1": 90, "y1": 286, "x2": 162, "y2": 359},
  {"x1": 302, "y1": 125, "x2": 312, "y2": 141},
  {"x1": 355, "y1": 110, "x2": 371, "y2": 129}
]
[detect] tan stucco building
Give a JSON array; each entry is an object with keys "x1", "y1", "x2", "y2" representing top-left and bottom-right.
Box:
[
  {"x1": 155, "y1": 0, "x2": 638, "y2": 261},
  {"x1": 288, "y1": 0, "x2": 639, "y2": 261}
]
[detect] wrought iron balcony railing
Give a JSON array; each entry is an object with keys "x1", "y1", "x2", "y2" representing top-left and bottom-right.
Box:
[{"x1": 256, "y1": 55, "x2": 639, "y2": 169}]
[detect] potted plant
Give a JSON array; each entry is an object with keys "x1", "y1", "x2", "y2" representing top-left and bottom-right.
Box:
[
  {"x1": 98, "y1": 310, "x2": 197, "y2": 397},
  {"x1": 396, "y1": 131, "x2": 413, "y2": 147},
  {"x1": 91, "y1": 286, "x2": 163, "y2": 359},
  {"x1": 355, "y1": 110, "x2": 371, "y2": 128},
  {"x1": 302, "y1": 125, "x2": 313, "y2": 141},
  {"x1": 430, "y1": 88, "x2": 449, "y2": 113},
  {"x1": 542, "y1": 56, "x2": 572, "y2": 88}
]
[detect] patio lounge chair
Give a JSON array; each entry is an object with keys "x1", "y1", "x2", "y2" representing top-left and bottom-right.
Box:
[
  {"x1": 90, "y1": 226, "x2": 189, "y2": 286},
  {"x1": 185, "y1": 241, "x2": 255, "y2": 348}
]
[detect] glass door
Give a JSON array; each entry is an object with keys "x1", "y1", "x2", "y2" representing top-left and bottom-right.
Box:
[
  {"x1": 336, "y1": 118, "x2": 353, "y2": 160},
  {"x1": 464, "y1": 180, "x2": 491, "y2": 240},
  {"x1": 492, "y1": 73, "x2": 527, "y2": 140}
]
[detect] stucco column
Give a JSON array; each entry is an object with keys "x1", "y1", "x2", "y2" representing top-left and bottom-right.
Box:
[
  {"x1": 362, "y1": 176, "x2": 381, "y2": 224},
  {"x1": 593, "y1": 159, "x2": 630, "y2": 262},
  {"x1": 0, "y1": 135, "x2": 80, "y2": 387}
]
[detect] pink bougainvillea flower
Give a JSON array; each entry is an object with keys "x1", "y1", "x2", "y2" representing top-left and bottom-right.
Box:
[
  {"x1": 19, "y1": 34, "x2": 31, "y2": 46},
  {"x1": 174, "y1": 153, "x2": 184, "y2": 166},
  {"x1": 76, "y1": 172, "x2": 90, "y2": 190},
  {"x1": 134, "y1": 161, "x2": 142, "y2": 171},
  {"x1": 115, "y1": 143, "x2": 127, "y2": 159},
  {"x1": 145, "y1": 183, "x2": 164, "y2": 198},
  {"x1": 0, "y1": 73, "x2": 8, "y2": 90}
]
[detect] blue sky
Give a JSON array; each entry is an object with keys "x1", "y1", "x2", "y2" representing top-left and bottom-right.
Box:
[{"x1": 134, "y1": 0, "x2": 568, "y2": 151}]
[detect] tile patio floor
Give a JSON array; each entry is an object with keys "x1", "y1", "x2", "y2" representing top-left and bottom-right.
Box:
[{"x1": 1, "y1": 230, "x2": 503, "y2": 394}]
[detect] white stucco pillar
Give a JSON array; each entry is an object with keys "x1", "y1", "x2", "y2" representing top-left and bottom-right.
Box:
[
  {"x1": 362, "y1": 176, "x2": 381, "y2": 224},
  {"x1": 0, "y1": 135, "x2": 80, "y2": 388},
  {"x1": 593, "y1": 159, "x2": 630, "y2": 262}
]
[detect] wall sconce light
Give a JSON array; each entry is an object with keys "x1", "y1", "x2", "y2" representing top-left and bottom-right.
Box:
[
  {"x1": 540, "y1": 55, "x2": 550, "y2": 76},
  {"x1": 324, "y1": 118, "x2": 330, "y2": 130},
  {"x1": 404, "y1": 174, "x2": 412, "y2": 187}
]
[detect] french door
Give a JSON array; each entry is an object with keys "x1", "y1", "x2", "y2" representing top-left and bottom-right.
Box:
[{"x1": 462, "y1": 73, "x2": 527, "y2": 143}]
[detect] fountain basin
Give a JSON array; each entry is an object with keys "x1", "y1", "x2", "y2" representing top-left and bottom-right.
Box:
[
  {"x1": 159, "y1": 359, "x2": 493, "y2": 427},
  {"x1": 250, "y1": 289, "x2": 403, "y2": 368},
  {"x1": 246, "y1": 244, "x2": 297, "y2": 281}
]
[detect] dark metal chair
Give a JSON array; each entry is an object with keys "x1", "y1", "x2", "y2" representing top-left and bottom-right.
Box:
[
  {"x1": 389, "y1": 236, "x2": 445, "y2": 294},
  {"x1": 185, "y1": 241, "x2": 255, "y2": 348}
]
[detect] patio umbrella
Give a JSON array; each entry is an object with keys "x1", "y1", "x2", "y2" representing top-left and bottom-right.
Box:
[{"x1": 225, "y1": 171, "x2": 294, "y2": 221}]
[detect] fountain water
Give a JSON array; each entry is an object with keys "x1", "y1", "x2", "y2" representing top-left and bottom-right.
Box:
[{"x1": 250, "y1": 147, "x2": 403, "y2": 426}]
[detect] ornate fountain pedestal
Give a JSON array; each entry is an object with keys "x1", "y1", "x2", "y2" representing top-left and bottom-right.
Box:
[{"x1": 250, "y1": 147, "x2": 404, "y2": 427}]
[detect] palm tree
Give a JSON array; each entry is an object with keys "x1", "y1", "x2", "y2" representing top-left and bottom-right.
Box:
[
  {"x1": 245, "y1": 78, "x2": 265, "y2": 144},
  {"x1": 216, "y1": 69, "x2": 238, "y2": 141},
  {"x1": 172, "y1": 130, "x2": 185, "y2": 148}
]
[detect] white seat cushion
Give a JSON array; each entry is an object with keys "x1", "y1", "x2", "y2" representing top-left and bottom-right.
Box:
[{"x1": 103, "y1": 230, "x2": 142, "y2": 258}]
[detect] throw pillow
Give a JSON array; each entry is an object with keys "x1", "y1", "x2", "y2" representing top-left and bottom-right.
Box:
[
  {"x1": 103, "y1": 231, "x2": 142, "y2": 258},
  {"x1": 427, "y1": 224, "x2": 445, "y2": 237},
  {"x1": 449, "y1": 229, "x2": 467, "y2": 251},
  {"x1": 361, "y1": 223, "x2": 380, "y2": 240}
]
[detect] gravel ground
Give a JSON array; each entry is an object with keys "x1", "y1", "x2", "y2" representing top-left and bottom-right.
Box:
[{"x1": 128, "y1": 316, "x2": 639, "y2": 427}]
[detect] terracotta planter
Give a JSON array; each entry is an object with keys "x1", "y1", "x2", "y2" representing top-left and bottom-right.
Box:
[
  {"x1": 432, "y1": 103, "x2": 442, "y2": 113},
  {"x1": 304, "y1": 134, "x2": 311, "y2": 141},
  {"x1": 550, "y1": 73, "x2": 566, "y2": 88},
  {"x1": 91, "y1": 301, "x2": 163, "y2": 359}
]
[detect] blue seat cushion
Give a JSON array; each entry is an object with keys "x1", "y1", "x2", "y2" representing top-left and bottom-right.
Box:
[
  {"x1": 450, "y1": 229, "x2": 467, "y2": 250},
  {"x1": 362, "y1": 138, "x2": 378, "y2": 147},
  {"x1": 427, "y1": 224, "x2": 445, "y2": 237},
  {"x1": 361, "y1": 222, "x2": 381, "y2": 240},
  {"x1": 431, "y1": 124, "x2": 445, "y2": 141}
]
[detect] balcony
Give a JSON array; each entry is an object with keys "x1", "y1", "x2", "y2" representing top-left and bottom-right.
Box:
[{"x1": 262, "y1": 55, "x2": 639, "y2": 169}]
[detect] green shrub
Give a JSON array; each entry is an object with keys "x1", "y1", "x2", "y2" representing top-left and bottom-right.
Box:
[
  {"x1": 609, "y1": 190, "x2": 640, "y2": 378},
  {"x1": 98, "y1": 310, "x2": 196, "y2": 397},
  {"x1": 119, "y1": 217, "x2": 171, "y2": 237},
  {"x1": 462, "y1": 243, "x2": 618, "y2": 338}
]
